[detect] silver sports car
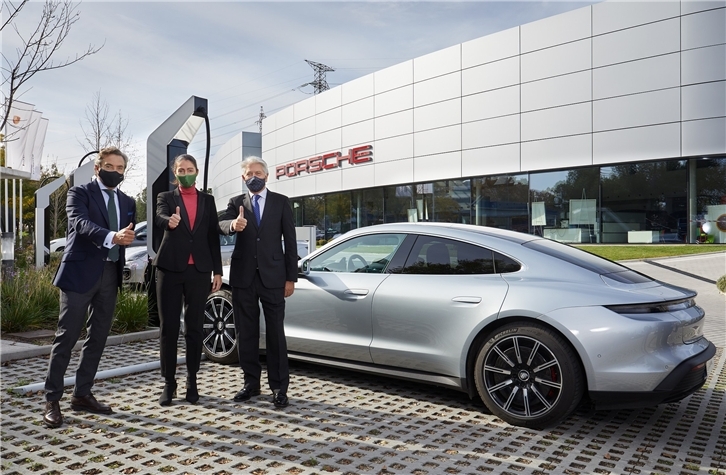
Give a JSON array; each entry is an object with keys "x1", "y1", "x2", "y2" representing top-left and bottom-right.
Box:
[{"x1": 203, "y1": 222, "x2": 715, "y2": 428}]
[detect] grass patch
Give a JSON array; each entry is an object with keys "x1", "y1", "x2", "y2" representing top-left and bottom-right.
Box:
[{"x1": 575, "y1": 244, "x2": 726, "y2": 261}]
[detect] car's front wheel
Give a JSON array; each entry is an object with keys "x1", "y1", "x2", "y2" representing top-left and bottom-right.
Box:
[
  {"x1": 474, "y1": 322, "x2": 584, "y2": 428},
  {"x1": 202, "y1": 288, "x2": 239, "y2": 364}
]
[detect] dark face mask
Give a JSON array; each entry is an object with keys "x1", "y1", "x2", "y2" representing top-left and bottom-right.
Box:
[
  {"x1": 245, "y1": 176, "x2": 266, "y2": 193},
  {"x1": 98, "y1": 169, "x2": 124, "y2": 188}
]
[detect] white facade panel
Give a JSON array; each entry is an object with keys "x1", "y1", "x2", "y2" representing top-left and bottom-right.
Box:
[
  {"x1": 414, "y1": 44, "x2": 461, "y2": 82},
  {"x1": 462, "y1": 114, "x2": 520, "y2": 150},
  {"x1": 315, "y1": 107, "x2": 341, "y2": 134},
  {"x1": 262, "y1": 129, "x2": 276, "y2": 152},
  {"x1": 593, "y1": 123, "x2": 681, "y2": 165},
  {"x1": 521, "y1": 39, "x2": 591, "y2": 83},
  {"x1": 462, "y1": 143, "x2": 521, "y2": 177},
  {"x1": 276, "y1": 107, "x2": 294, "y2": 128},
  {"x1": 682, "y1": 81, "x2": 726, "y2": 121},
  {"x1": 315, "y1": 168, "x2": 343, "y2": 194},
  {"x1": 521, "y1": 102, "x2": 591, "y2": 142},
  {"x1": 414, "y1": 98, "x2": 461, "y2": 133},
  {"x1": 683, "y1": 117, "x2": 726, "y2": 155},
  {"x1": 277, "y1": 124, "x2": 294, "y2": 147},
  {"x1": 521, "y1": 70, "x2": 591, "y2": 112},
  {"x1": 342, "y1": 74, "x2": 374, "y2": 105},
  {"x1": 682, "y1": 1, "x2": 726, "y2": 15},
  {"x1": 462, "y1": 27, "x2": 519, "y2": 69},
  {"x1": 374, "y1": 60, "x2": 413, "y2": 94},
  {"x1": 414, "y1": 72, "x2": 462, "y2": 108},
  {"x1": 593, "y1": 18, "x2": 680, "y2": 68},
  {"x1": 276, "y1": 142, "x2": 294, "y2": 165},
  {"x1": 294, "y1": 96, "x2": 316, "y2": 121},
  {"x1": 463, "y1": 85, "x2": 520, "y2": 122},
  {"x1": 682, "y1": 8, "x2": 726, "y2": 50},
  {"x1": 293, "y1": 135, "x2": 315, "y2": 161},
  {"x1": 341, "y1": 119, "x2": 374, "y2": 148},
  {"x1": 373, "y1": 134, "x2": 414, "y2": 163},
  {"x1": 414, "y1": 151, "x2": 462, "y2": 182},
  {"x1": 682, "y1": 44, "x2": 726, "y2": 85},
  {"x1": 374, "y1": 85, "x2": 413, "y2": 117},
  {"x1": 374, "y1": 109, "x2": 414, "y2": 141},
  {"x1": 521, "y1": 6, "x2": 591, "y2": 53},
  {"x1": 315, "y1": 86, "x2": 341, "y2": 113},
  {"x1": 269, "y1": 176, "x2": 293, "y2": 198},
  {"x1": 521, "y1": 134, "x2": 592, "y2": 170},
  {"x1": 293, "y1": 116, "x2": 315, "y2": 140},
  {"x1": 293, "y1": 174, "x2": 317, "y2": 197},
  {"x1": 592, "y1": 1, "x2": 680, "y2": 35},
  {"x1": 374, "y1": 158, "x2": 413, "y2": 186},
  {"x1": 594, "y1": 88, "x2": 681, "y2": 132},
  {"x1": 316, "y1": 129, "x2": 342, "y2": 155},
  {"x1": 593, "y1": 53, "x2": 680, "y2": 100},
  {"x1": 414, "y1": 124, "x2": 461, "y2": 157},
  {"x1": 342, "y1": 162, "x2": 375, "y2": 190},
  {"x1": 462, "y1": 57, "x2": 519, "y2": 96},
  {"x1": 342, "y1": 97, "x2": 374, "y2": 127}
]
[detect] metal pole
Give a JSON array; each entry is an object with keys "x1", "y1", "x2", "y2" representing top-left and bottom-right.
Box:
[
  {"x1": 3, "y1": 179, "x2": 8, "y2": 232},
  {"x1": 19, "y1": 180, "x2": 22, "y2": 247}
]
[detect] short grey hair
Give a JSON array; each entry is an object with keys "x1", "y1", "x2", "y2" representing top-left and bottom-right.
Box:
[{"x1": 241, "y1": 156, "x2": 268, "y2": 176}]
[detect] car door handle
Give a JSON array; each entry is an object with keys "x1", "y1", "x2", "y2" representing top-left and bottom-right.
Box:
[
  {"x1": 452, "y1": 296, "x2": 482, "y2": 304},
  {"x1": 344, "y1": 289, "x2": 369, "y2": 296}
]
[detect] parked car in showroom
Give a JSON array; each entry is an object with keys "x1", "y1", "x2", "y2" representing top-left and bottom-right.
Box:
[
  {"x1": 52, "y1": 221, "x2": 147, "y2": 255},
  {"x1": 203, "y1": 222, "x2": 715, "y2": 428}
]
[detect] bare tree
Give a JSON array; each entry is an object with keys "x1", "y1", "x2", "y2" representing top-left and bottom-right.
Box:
[
  {"x1": 78, "y1": 90, "x2": 112, "y2": 152},
  {"x1": 1, "y1": 0, "x2": 103, "y2": 132}
]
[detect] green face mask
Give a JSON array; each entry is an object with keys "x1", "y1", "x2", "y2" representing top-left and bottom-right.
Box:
[{"x1": 177, "y1": 174, "x2": 197, "y2": 188}]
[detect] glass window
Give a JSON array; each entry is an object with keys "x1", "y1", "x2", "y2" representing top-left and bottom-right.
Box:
[
  {"x1": 308, "y1": 233, "x2": 406, "y2": 274},
  {"x1": 601, "y1": 160, "x2": 687, "y2": 243},
  {"x1": 384, "y1": 185, "x2": 413, "y2": 223},
  {"x1": 493, "y1": 252, "x2": 521, "y2": 274},
  {"x1": 324, "y1": 192, "x2": 351, "y2": 240},
  {"x1": 402, "y1": 236, "x2": 495, "y2": 275},
  {"x1": 694, "y1": 157, "x2": 726, "y2": 243},
  {"x1": 471, "y1": 174, "x2": 529, "y2": 232},
  {"x1": 352, "y1": 188, "x2": 384, "y2": 228}
]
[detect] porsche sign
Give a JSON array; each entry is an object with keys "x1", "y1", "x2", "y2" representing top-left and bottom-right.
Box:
[{"x1": 275, "y1": 145, "x2": 372, "y2": 179}]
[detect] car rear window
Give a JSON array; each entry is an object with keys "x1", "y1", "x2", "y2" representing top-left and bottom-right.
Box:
[{"x1": 523, "y1": 239, "x2": 653, "y2": 284}]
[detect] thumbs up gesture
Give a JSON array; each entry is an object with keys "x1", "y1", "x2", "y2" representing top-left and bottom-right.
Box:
[
  {"x1": 168, "y1": 206, "x2": 181, "y2": 230},
  {"x1": 113, "y1": 222, "x2": 136, "y2": 246},
  {"x1": 232, "y1": 205, "x2": 247, "y2": 232}
]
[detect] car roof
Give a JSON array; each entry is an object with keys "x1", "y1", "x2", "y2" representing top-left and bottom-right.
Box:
[{"x1": 342, "y1": 222, "x2": 540, "y2": 245}]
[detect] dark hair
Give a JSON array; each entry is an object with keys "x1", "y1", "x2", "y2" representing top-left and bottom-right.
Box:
[
  {"x1": 171, "y1": 154, "x2": 198, "y2": 186},
  {"x1": 95, "y1": 146, "x2": 129, "y2": 168}
]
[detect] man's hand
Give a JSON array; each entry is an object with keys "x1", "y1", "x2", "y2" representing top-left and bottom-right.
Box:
[
  {"x1": 232, "y1": 206, "x2": 247, "y2": 232},
  {"x1": 211, "y1": 274, "x2": 222, "y2": 293},
  {"x1": 113, "y1": 222, "x2": 135, "y2": 246},
  {"x1": 284, "y1": 281, "x2": 295, "y2": 298},
  {"x1": 168, "y1": 206, "x2": 181, "y2": 229}
]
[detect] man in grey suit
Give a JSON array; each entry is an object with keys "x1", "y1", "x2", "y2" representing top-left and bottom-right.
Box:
[
  {"x1": 218, "y1": 156, "x2": 297, "y2": 408},
  {"x1": 43, "y1": 147, "x2": 136, "y2": 428}
]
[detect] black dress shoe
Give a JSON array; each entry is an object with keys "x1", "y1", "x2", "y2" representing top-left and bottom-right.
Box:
[
  {"x1": 159, "y1": 381, "x2": 177, "y2": 406},
  {"x1": 43, "y1": 401, "x2": 63, "y2": 428},
  {"x1": 70, "y1": 393, "x2": 113, "y2": 415},
  {"x1": 233, "y1": 385, "x2": 261, "y2": 402},
  {"x1": 272, "y1": 390, "x2": 289, "y2": 408},
  {"x1": 185, "y1": 377, "x2": 199, "y2": 404}
]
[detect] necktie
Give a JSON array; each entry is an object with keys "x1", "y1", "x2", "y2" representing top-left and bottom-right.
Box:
[
  {"x1": 104, "y1": 189, "x2": 119, "y2": 262},
  {"x1": 253, "y1": 194, "x2": 261, "y2": 226}
]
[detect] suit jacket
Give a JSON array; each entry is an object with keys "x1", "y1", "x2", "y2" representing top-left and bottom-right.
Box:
[
  {"x1": 152, "y1": 188, "x2": 223, "y2": 275},
  {"x1": 219, "y1": 190, "x2": 298, "y2": 289},
  {"x1": 53, "y1": 179, "x2": 136, "y2": 294}
]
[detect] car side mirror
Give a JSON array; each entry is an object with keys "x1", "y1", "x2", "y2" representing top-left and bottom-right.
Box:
[{"x1": 299, "y1": 259, "x2": 310, "y2": 276}]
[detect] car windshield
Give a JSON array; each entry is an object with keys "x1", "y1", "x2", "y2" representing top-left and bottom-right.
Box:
[{"x1": 523, "y1": 239, "x2": 653, "y2": 284}]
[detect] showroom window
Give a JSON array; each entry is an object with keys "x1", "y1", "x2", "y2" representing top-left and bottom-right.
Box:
[
  {"x1": 471, "y1": 173, "x2": 529, "y2": 232},
  {"x1": 694, "y1": 157, "x2": 726, "y2": 243}
]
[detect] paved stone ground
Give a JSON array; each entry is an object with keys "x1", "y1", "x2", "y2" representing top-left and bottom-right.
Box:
[{"x1": 1, "y1": 338, "x2": 724, "y2": 475}]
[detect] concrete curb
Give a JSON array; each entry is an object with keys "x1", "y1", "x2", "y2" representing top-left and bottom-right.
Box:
[{"x1": 0, "y1": 328, "x2": 159, "y2": 363}]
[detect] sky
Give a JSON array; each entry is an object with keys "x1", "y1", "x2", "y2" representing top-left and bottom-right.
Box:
[{"x1": 4, "y1": 0, "x2": 598, "y2": 198}]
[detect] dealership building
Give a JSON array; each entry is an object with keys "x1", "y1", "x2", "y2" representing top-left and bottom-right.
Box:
[{"x1": 210, "y1": 0, "x2": 726, "y2": 244}]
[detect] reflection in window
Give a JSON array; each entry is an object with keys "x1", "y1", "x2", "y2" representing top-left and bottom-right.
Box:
[
  {"x1": 472, "y1": 174, "x2": 529, "y2": 232},
  {"x1": 695, "y1": 157, "x2": 726, "y2": 243},
  {"x1": 402, "y1": 236, "x2": 496, "y2": 275},
  {"x1": 308, "y1": 233, "x2": 406, "y2": 274}
]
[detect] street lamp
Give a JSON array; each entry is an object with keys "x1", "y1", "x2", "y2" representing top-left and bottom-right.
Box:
[{"x1": 1, "y1": 231, "x2": 15, "y2": 281}]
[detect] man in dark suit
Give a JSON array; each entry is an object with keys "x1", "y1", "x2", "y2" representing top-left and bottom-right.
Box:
[
  {"x1": 219, "y1": 156, "x2": 298, "y2": 408},
  {"x1": 43, "y1": 147, "x2": 136, "y2": 428}
]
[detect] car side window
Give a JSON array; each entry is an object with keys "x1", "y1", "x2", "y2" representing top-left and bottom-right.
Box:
[
  {"x1": 401, "y1": 236, "x2": 495, "y2": 275},
  {"x1": 494, "y1": 252, "x2": 521, "y2": 274},
  {"x1": 308, "y1": 233, "x2": 406, "y2": 273}
]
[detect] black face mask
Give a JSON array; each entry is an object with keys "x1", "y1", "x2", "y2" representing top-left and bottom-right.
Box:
[
  {"x1": 245, "y1": 176, "x2": 266, "y2": 193},
  {"x1": 98, "y1": 169, "x2": 124, "y2": 188}
]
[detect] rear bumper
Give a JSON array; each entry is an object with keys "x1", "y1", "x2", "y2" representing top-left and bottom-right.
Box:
[{"x1": 589, "y1": 341, "x2": 716, "y2": 410}]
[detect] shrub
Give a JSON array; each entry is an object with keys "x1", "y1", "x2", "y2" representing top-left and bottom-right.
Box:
[
  {"x1": 717, "y1": 275, "x2": 726, "y2": 294},
  {"x1": 112, "y1": 290, "x2": 149, "y2": 334},
  {"x1": 1, "y1": 265, "x2": 60, "y2": 333}
]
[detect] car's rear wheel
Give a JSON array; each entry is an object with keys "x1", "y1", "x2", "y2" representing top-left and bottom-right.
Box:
[
  {"x1": 202, "y1": 288, "x2": 239, "y2": 364},
  {"x1": 474, "y1": 322, "x2": 584, "y2": 428}
]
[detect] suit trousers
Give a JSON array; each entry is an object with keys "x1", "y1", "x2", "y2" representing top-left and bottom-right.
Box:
[
  {"x1": 45, "y1": 261, "x2": 118, "y2": 401},
  {"x1": 156, "y1": 266, "x2": 210, "y2": 380},
  {"x1": 232, "y1": 271, "x2": 289, "y2": 392}
]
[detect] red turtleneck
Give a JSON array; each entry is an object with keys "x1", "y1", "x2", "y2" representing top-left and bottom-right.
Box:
[{"x1": 180, "y1": 186, "x2": 197, "y2": 265}]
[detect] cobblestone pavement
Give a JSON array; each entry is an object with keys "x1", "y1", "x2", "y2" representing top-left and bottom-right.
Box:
[{"x1": 1, "y1": 337, "x2": 724, "y2": 475}]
